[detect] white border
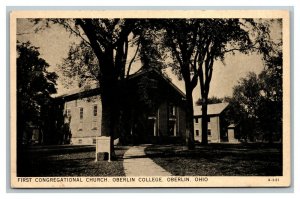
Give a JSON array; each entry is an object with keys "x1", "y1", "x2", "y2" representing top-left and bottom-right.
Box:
[
  {"x1": 1, "y1": 0, "x2": 299, "y2": 198},
  {"x1": 9, "y1": 8, "x2": 291, "y2": 189}
]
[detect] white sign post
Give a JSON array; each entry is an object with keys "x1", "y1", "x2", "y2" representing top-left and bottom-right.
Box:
[{"x1": 95, "y1": 136, "x2": 111, "y2": 162}]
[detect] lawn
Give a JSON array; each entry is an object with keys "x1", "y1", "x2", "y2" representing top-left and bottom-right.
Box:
[
  {"x1": 17, "y1": 143, "x2": 282, "y2": 177},
  {"x1": 144, "y1": 143, "x2": 282, "y2": 176},
  {"x1": 17, "y1": 145, "x2": 129, "y2": 177}
]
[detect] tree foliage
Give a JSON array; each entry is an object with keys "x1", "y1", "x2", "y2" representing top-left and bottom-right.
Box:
[
  {"x1": 162, "y1": 18, "x2": 276, "y2": 145},
  {"x1": 57, "y1": 19, "x2": 168, "y2": 88},
  {"x1": 227, "y1": 49, "x2": 283, "y2": 142},
  {"x1": 60, "y1": 40, "x2": 99, "y2": 88},
  {"x1": 17, "y1": 41, "x2": 58, "y2": 144},
  {"x1": 195, "y1": 96, "x2": 223, "y2": 106}
]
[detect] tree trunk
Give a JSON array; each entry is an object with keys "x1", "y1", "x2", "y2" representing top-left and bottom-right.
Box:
[
  {"x1": 99, "y1": 71, "x2": 118, "y2": 159},
  {"x1": 185, "y1": 88, "x2": 195, "y2": 150},
  {"x1": 100, "y1": 94, "x2": 118, "y2": 159},
  {"x1": 201, "y1": 97, "x2": 208, "y2": 145}
]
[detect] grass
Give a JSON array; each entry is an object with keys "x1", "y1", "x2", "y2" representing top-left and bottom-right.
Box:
[
  {"x1": 17, "y1": 145, "x2": 129, "y2": 177},
  {"x1": 144, "y1": 143, "x2": 282, "y2": 176},
  {"x1": 17, "y1": 143, "x2": 282, "y2": 177}
]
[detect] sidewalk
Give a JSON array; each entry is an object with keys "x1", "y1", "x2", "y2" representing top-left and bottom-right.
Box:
[{"x1": 123, "y1": 145, "x2": 172, "y2": 176}]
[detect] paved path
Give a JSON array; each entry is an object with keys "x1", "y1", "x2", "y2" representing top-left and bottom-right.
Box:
[{"x1": 123, "y1": 145, "x2": 172, "y2": 176}]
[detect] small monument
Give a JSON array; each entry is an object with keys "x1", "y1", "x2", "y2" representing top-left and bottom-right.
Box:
[
  {"x1": 227, "y1": 124, "x2": 240, "y2": 143},
  {"x1": 95, "y1": 136, "x2": 111, "y2": 162}
]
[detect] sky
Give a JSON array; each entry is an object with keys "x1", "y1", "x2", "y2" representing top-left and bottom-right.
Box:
[{"x1": 16, "y1": 18, "x2": 281, "y2": 102}]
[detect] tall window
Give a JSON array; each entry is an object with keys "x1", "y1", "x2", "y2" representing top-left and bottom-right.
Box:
[
  {"x1": 80, "y1": 107, "x2": 83, "y2": 120},
  {"x1": 195, "y1": 130, "x2": 199, "y2": 136},
  {"x1": 169, "y1": 105, "x2": 176, "y2": 116},
  {"x1": 195, "y1": 118, "x2": 198, "y2": 123},
  {"x1": 93, "y1": 105, "x2": 97, "y2": 117}
]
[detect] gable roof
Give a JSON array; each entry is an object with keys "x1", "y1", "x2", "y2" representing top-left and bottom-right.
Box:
[
  {"x1": 129, "y1": 68, "x2": 186, "y2": 98},
  {"x1": 194, "y1": 102, "x2": 229, "y2": 116},
  {"x1": 53, "y1": 68, "x2": 185, "y2": 101}
]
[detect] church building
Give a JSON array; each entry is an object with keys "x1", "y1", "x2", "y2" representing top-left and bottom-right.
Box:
[{"x1": 53, "y1": 69, "x2": 187, "y2": 145}]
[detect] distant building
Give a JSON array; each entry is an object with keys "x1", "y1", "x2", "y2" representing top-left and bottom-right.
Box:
[
  {"x1": 52, "y1": 69, "x2": 187, "y2": 145},
  {"x1": 193, "y1": 103, "x2": 230, "y2": 143}
]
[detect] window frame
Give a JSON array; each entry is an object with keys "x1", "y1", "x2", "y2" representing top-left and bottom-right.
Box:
[
  {"x1": 79, "y1": 107, "x2": 84, "y2": 120},
  {"x1": 93, "y1": 104, "x2": 98, "y2": 117},
  {"x1": 169, "y1": 104, "x2": 176, "y2": 116}
]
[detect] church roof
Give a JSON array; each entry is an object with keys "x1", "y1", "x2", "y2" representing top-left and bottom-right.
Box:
[
  {"x1": 52, "y1": 84, "x2": 99, "y2": 99},
  {"x1": 194, "y1": 102, "x2": 229, "y2": 116},
  {"x1": 53, "y1": 68, "x2": 185, "y2": 101},
  {"x1": 129, "y1": 68, "x2": 186, "y2": 98}
]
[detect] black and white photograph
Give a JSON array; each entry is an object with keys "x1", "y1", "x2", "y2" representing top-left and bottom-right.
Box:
[{"x1": 10, "y1": 10, "x2": 290, "y2": 188}]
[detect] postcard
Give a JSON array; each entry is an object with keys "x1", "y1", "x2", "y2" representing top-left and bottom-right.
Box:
[{"x1": 10, "y1": 10, "x2": 290, "y2": 188}]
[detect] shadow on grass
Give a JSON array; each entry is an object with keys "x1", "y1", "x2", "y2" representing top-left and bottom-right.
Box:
[
  {"x1": 17, "y1": 145, "x2": 129, "y2": 177},
  {"x1": 144, "y1": 143, "x2": 282, "y2": 176}
]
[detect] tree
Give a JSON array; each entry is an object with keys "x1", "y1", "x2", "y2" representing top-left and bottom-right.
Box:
[
  {"x1": 229, "y1": 72, "x2": 261, "y2": 141},
  {"x1": 17, "y1": 41, "x2": 58, "y2": 145},
  {"x1": 227, "y1": 48, "x2": 283, "y2": 143},
  {"x1": 257, "y1": 50, "x2": 283, "y2": 143},
  {"x1": 163, "y1": 19, "x2": 271, "y2": 145},
  {"x1": 59, "y1": 20, "x2": 167, "y2": 87},
  {"x1": 194, "y1": 19, "x2": 254, "y2": 145},
  {"x1": 33, "y1": 19, "x2": 168, "y2": 156},
  {"x1": 68, "y1": 19, "x2": 138, "y2": 156},
  {"x1": 224, "y1": 19, "x2": 283, "y2": 143},
  {"x1": 163, "y1": 19, "x2": 200, "y2": 149}
]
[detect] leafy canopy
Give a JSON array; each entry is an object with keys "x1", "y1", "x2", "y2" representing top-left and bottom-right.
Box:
[{"x1": 17, "y1": 41, "x2": 58, "y2": 127}]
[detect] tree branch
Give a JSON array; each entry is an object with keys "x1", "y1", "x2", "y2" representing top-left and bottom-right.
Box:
[
  {"x1": 192, "y1": 51, "x2": 199, "y2": 73},
  {"x1": 166, "y1": 29, "x2": 183, "y2": 67},
  {"x1": 222, "y1": 40, "x2": 260, "y2": 54},
  {"x1": 53, "y1": 19, "x2": 92, "y2": 47},
  {"x1": 187, "y1": 22, "x2": 198, "y2": 58},
  {"x1": 126, "y1": 39, "x2": 140, "y2": 78},
  {"x1": 76, "y1": 19, "x2": 104, "y2": 64},
  {"x1": 206, "y1": 57, "x2": 214, "y2": 95},
  {"x1": 189, "y1": 51, "x2": 199, "y2": 90},
  {"x1": 198, "y1": 61, "x2": 205, "y2": 98},
  {"x1": 196, "y1": 38, "x2": 212, "y2": 98}
]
